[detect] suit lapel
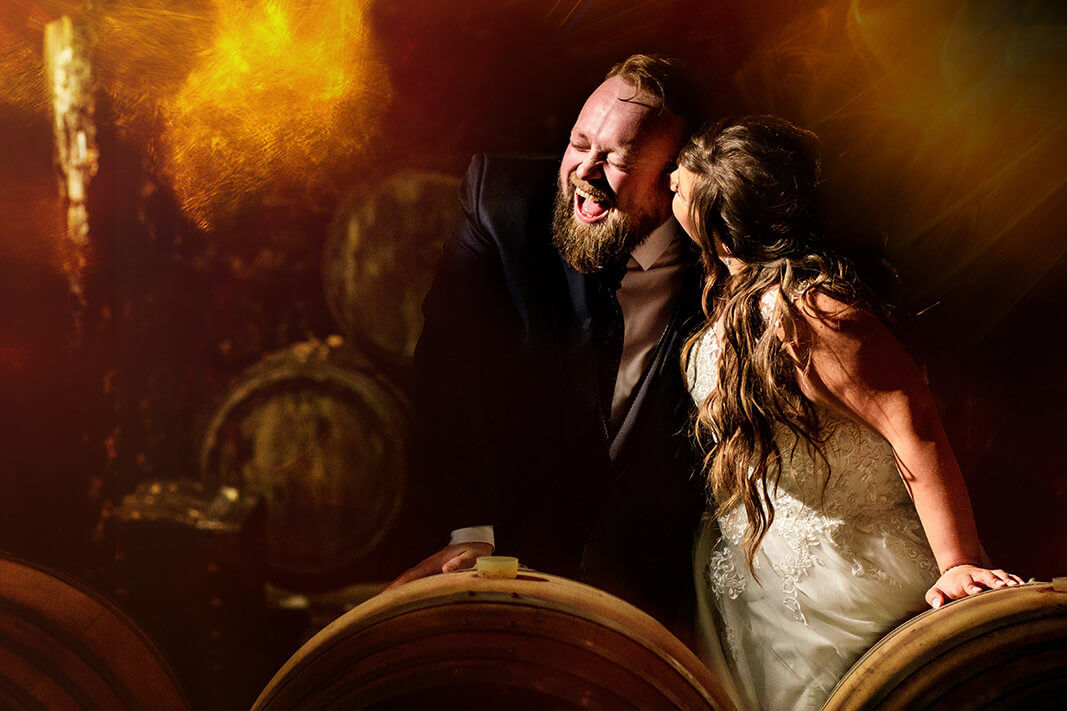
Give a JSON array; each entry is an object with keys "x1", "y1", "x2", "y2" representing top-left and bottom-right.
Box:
[{"x1": 558, "y1": 257, "x2": 613, "y2": 448}]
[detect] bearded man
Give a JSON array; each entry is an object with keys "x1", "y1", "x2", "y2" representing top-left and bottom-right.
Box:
[{"x1": 392, "y1": 55, "x2": 706, "y2": 635}]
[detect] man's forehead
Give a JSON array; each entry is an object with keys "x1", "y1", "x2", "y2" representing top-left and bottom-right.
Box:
[
  {"x1": 570, "y1": 77, "x2": 676, "y2": 150},
  {"x1": 571, "y1": 76, "x2": 687, "y2": 149},
  {"x1": 575, "y1": 79, "x2": 657, "y2": 123}
]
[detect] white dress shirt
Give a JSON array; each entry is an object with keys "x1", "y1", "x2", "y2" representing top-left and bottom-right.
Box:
[{"x1": 450, "y1": 218, "x2": 688, "y2": 550}]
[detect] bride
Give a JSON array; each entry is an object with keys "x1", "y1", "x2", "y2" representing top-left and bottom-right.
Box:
[{"x1": 669, "y1": 115, "x2": 1023, "y2": 710}]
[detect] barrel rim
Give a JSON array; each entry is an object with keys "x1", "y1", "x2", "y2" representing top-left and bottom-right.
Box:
[
  {"x1": 0, "y1": 553, "x2": 190, "y2": 710},
  {"x1": 824, "y1": 581, "x2": 1067, "y2": 710},
  {"x1": 198, "y1": 339, "x2": 411, "y2": 585},
  {"x1": 200, "y1": 356, "x2": 412, "y2": 480},
  {"x1": 253, "y1": 570, "x2": 737, "y2": 711},
  {"x1": 321, "y1": 170, "x2": 462, "y2": 365}
]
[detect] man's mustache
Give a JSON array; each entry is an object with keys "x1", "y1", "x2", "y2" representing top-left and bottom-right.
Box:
[{"x1": 569, "y1": 173, "x2": 613, "y2": 204}]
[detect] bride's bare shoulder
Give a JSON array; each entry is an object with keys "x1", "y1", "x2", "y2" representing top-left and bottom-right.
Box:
[{"x1": 790, "y1": 290, "x2": 879, "y2": 336}]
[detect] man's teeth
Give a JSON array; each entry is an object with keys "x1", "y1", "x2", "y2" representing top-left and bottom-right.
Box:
[{"x1": 575, "y1": 187, "x2": 608, "y2": 205}]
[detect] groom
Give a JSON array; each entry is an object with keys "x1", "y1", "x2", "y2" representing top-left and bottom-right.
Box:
[{"x1": 394, "y1": 54, "x2": 706, "y2": 632}]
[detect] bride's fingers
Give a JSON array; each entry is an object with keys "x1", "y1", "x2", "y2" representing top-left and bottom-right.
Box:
[
  {"x1": 943, "y1": 577, "x2": 970, "y2": 599},
  {"x1": 944, "y1": 574, "x2": 981, "y2": 598},
  {"x1": 925, "y1": 586, "x2": 946, "y2": 609},
  {"x1": 974, "y1": 569, "x2": 1006, "y2": 589},
  {"x1": 991, "y1": 569, "x2": 1022, "y2": 586}
]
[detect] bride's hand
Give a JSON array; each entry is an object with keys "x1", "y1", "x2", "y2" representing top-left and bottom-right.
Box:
[{"x1": 925, "y1": 564, "x2": 1025, "y2": 608}]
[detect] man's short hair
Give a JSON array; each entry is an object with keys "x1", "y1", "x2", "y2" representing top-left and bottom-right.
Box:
[{"x1": 604, "y1": 54, "x2": 702, "y2": 130}]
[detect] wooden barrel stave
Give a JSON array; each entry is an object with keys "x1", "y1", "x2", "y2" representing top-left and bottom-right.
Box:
[
  {"x1": 0, "y1": 673, "x2": 47, "y2": 710},
  {"x1": 0, "y1": 645, "x2": 86, "y2": 709},
  {"x1": 825, "y1": 582, "x2": 1067, "y2": 710},
  {"x1": 351, "y1": 672, "x2": 596, "y2": 711},
  {"x1": 893, "y1": 618, "x2": 1067, "y2": 710},
  {"x1": 989, "y1": 671, "x2": 1067, "y2": 709},
  {"x1": 0, "y1": 556, "x2": 188, "y2": 710},
  {"x1": 0, "y1": 609, "x2": 124, "y2": 709},
  {"x1": 931, "y1": 645, "x2": 1067, "y2": 710},
  {"x1": 262, "y1": 602, "x2": 714, "y2": 709},
  {"x1": 323, "y1": 171, "x2": 461, "y2": 364},
  {"x1": 254, "y1": 571, "x2": 737, "y2": 711},
  {"x1": 200, "y1": 337, "x2": 410, "y2": 589},
  {"x1": 263, "y1": 618, "x2": 675, "y2": 709},
  {"x1": 343, "y1": 658, "x2": 638, "y2": 711},
  {"x1": 296, "y1": 614, "x2": 703, "y2": 710}
]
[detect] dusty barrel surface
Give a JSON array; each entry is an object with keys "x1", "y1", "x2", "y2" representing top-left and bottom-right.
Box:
[
  {"x1": 252, "y1": 570, "x2": 738, "y2": 711},
  {"x1": 0, "y1": 555, "x2": 188, "y2": 710},
  {"x1": 322, "y1": 171, "x2": 460, "y2": 364},
  {"x1": 200, "y1": 337, "x2": 410, "y2": 590},
  {"x1": 824, "y1": 580, "x2": 1067, "y2": 710}
]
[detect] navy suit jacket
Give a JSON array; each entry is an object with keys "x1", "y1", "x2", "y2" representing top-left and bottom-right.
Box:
[{"x1": 414, "y1": 154, "x2": 707, "y2": 634}]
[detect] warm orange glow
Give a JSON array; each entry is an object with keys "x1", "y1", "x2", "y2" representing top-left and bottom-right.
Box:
[
  {"x1": 0, "y1": 7, "x2": 79, "y2": 277},
  {"x1": 0, "y1": 2, "x2": 89, "y2": 115},
  {"x1": 164, "y1": 0, "x2": 389, "y2": 229},
  {"x1": 731, "y1": 0, "x2": 1065, "y2": 315},
  {"x1": 0, "y1": 20, "x2": 48, "y2": 117},
  {"x1": 95, "y1": 0, "x2": 391, "y2": 229}
]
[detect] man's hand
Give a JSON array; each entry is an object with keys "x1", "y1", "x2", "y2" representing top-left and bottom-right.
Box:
[{"x1": 385, "y1": 542, "x2": 494, "y2": 591}]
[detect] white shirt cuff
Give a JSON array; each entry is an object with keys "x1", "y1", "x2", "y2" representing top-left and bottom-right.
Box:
[{"x1": 449, "y1": 525, "x2": 495, "y2": 550}]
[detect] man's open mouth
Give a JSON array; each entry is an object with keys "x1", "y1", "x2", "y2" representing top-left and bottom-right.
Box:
[{"x1": 573, "y1": 185, "x2": 612, "y2": 223}]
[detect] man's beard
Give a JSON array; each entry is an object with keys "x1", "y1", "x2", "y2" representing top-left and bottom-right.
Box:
[{"x1": 551, "y1": 176, "x2": 661, "y2": 274}]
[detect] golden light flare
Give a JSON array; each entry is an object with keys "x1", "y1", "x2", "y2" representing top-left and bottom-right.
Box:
[
  {"x1": 94, "y1": 0, "x2": 391, "y2": 229},
  {"x1": 0, "y1": 20, "x2": 48, "y2": 117},
  {"x1": 92, "y1": 0, "x2": 218, "y2": 142},
  {"x1": 730, "y1": 0, "x2": 1066, "y2": 313},
  {"x1": 0, "y1": 2, "x2": 87, "y2": 115},
  {"x1": 0, "y1": 4, "x2": 83, "y2": 278}
]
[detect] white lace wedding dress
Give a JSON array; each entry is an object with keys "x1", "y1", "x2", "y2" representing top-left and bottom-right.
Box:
[{"x1": 687, "y1": 295, "x2": 940, "y2": 711}]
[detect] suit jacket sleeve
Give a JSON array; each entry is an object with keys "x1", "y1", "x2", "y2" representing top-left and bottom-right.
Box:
[{"x1": 413, "y1": 154, "x2": 523, "y2": 536}]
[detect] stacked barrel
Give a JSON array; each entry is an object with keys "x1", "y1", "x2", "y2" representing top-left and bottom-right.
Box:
[
  {"x1": 99, "y1": 171, "x2": 462, "y2": 708},
  {"x1": 200, "y1": 171, "x2": 458, "y2": 591}
]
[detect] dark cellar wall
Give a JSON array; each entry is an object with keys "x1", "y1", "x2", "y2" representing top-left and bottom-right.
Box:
[{"x1": 0, "y1": 0, "x2": 1064, "y2": 593}]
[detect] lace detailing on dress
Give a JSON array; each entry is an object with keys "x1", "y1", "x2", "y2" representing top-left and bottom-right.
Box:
[
  {"x1": 690, "y1": 287, "x2": 939, "y2": 711},
  {"x1": 701, "y1": 408, "x2": 937, "y2": 624},
  {"x1": 688, "y1": 292, "x2": 938, "y2": 627},
  {"x1": 687, "y1": 325, "x2": 720, "y2": 408},
  {"x1": 768, "y1": 492, "x2": 836, "y2": 624},
  {"x1": 705, "y1": 547, "x2": 747, "y2": 600},
  {"x1": 758, "y1": 289, "x2": 780, "y2": 327},
  {"x1": 821, "y1": 415, "x2": 940, "y2": 584},
  {"x1": 686, "y1": 289, "x2": 781, "y2": 408},
  {"x1": 709, "y1": 486, "x2": 840, "y2": 624}
]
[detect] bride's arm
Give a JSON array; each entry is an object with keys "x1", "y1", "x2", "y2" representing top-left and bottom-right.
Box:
[{"x1": 782, "y1": 291, "x2": 1023, "y2": 606}]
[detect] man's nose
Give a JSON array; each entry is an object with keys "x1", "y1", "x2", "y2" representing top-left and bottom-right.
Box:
[{"x1": 574, "y1": 154, "x2": 603, "y2": 182}]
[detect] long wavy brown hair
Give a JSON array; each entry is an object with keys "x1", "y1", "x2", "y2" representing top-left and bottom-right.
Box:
[{"x1": 679, "y1": 115, "x2": 886, "y2": 571}]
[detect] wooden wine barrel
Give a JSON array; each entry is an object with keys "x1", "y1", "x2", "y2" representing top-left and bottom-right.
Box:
[
  {"x1": 0, "y1": 555, "x2": 188, "y2": 710},
  {"x1": 200, "y1": 336, "x2": 410, "y2": 590},
  {"x1": 825, "y1": 580, "x2": 1067, "y2": 710},
  {"x1": 252, "y1": 569, "x2": 738, "y2": 711},
  {"x1": 322, "y1": 171, "x2": 460, "y2": 364}
]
